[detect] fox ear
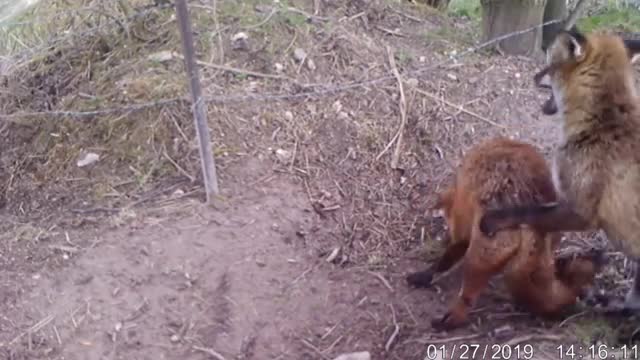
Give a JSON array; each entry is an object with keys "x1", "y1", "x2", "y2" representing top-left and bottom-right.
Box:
[
  {"x1": 563, "y1": 29, "x2": 587, "y2": 61},
  {"x1": 623, "y1": 39, "x2": 640, "y2": 64},
  {"x1": 549, "y1": 29, "x2": 587, "y2": 63}
]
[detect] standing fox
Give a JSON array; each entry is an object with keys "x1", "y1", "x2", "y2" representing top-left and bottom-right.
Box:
[
  {"x1": 406, "y1": 137, "x2": 603, "y2": 330},
  {"x1": 479, "y1": 30, "x2": 640, "y2": 313}
]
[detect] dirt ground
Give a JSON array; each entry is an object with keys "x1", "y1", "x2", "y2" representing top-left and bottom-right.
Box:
[
  {"x1": 2, "y1": 1, "x2": 640, "y2": 359},
  {"x1": 0, "y1": 156, "x2": 575, "y2": 360}
]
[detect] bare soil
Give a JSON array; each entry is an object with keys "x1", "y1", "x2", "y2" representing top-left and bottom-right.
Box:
[{"x1": 2, "y1": 1, "x2": 640, "y2": 359}]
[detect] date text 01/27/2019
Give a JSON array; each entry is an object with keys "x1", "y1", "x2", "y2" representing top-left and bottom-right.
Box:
[{"x1": 422, "y1": 344, "x2": 535, "y2": 360}]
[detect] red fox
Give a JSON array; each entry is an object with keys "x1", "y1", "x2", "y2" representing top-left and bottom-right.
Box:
[
  {"x1": 479, "y1": 30, "x2": 640, "y2": 313},
  {"x1": 406, "y1": 137, "x2": 604, "y2": 330}
]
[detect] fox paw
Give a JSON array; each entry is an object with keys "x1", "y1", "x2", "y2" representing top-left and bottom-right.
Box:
[
  {"x1": 431, "y1": 312, "x2": 466, "y2": 331},
  {"x1": 406, "y1": 270, "x2": 434, "y2": 288}
]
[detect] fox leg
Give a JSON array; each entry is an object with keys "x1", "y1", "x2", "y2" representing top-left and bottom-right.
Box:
[
  {"x1": 431, "y1": 233, "x2": 517, "y2": 331},
  {"x1": 406, "y1": 239, "x2": 468, "y2": 288}
]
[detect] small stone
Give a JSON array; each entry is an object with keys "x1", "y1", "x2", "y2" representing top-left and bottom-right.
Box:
[
  {"x1": 232, "y1": 32, "x2": 248, "y2": 42},
  {"x1": 275, "y1": 149, "x2": 291, "y2": 163},
  {"x1": 77, "y1": 152, "x2": 100, "y2": 168},
  {"x1": 332, "y1": 100, "x2": 342, "y2": 113},
  {"x1": 231, "y1": 32, "x2": 249, "y2": 51},
  {"x1": 148, "y1": 50, "x2": 175, "y2": 63},
  {"x1": 284, "y1": 111, "x2": 294, "y2": 121},
  {"x1": 173, "y1": 189, "x2": 184, "y2": 196},
  {"x1": 293, "y1": 48, "x2": 307, "y2": 62},
  {"x1": 307, "y1": 59, "x2": 316, "y2": 70}
]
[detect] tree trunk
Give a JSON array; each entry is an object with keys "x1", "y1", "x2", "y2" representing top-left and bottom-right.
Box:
[
  {"x1": 481, "y1": 0, "x2": 548, "y2": 56},
  {"x1": 541, "y1": 0, "x2": 567, "y2": 51},
  {"x1": 425, "y1": 0, "x2": 452, "y2": 11}
]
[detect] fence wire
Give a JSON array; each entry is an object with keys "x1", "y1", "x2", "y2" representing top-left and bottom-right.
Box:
[{"x1": 0, "y1": 3, "x2": 563, "y2": 121}]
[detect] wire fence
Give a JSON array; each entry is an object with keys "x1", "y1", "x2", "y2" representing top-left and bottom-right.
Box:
[
  {"x1": 0, "y1": 0, "x2": 599, "y2": 204},
  {"x1": 0, "y1": 3, "x2": 563, "y2": 122}
]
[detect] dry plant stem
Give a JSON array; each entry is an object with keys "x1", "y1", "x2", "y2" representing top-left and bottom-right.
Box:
[
  {"x1": 385, "y1": 304, "x2": 400, "y2": 352},
  {"x1": 243, "y1": 8, "x2": 278, "y2": 31},
  {"x1": 210, "y1": 0, "x2": 224, "y2": 64},
  {"x1": 564, "y1": 0, "x2": 588, "y2": 30},
  {"x1": 10, "y1": 314, "x2": 55, "y2": 345},
  {"x1": 368, "y1": 271, "x2": 394, "y2": 291},
  {"x1": 193, "y1": 56, "x2": 293, "y2": 81},
  {"x1": 175, "y1": 0, "x2": 219, "y2": 200},
  {"x1": 388, "y1": 46, "x2": 407, "y2": 169},
  {"x1": 163, "y1": 149, "x2": 196, "y2": 182},
  {"x1": 503, "y1": 333, "x2": 562, "y2": 346},
  {"x1": 300, "y1": 339, "x2": 330, "y2": 360},
  {"x1": 193, "y1": 345, "x2": 227, "y2": 360},
  {"x1": 558, "y1": 310, "x2": 587, "y2": 327},
  {"x1": 414, "y1": 88, "x2": 505, "y2": 128}
]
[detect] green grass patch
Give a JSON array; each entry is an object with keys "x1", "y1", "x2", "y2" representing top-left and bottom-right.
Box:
[
  {"x1": 578, "y1": 7, "x2": 640, "y2": 33},
  {"x1": 448, "y1": 0, "x2": 481, "y2": 21}
]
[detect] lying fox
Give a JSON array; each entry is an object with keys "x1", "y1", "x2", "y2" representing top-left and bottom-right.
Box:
[
  {"x1": 406, "y1": 137, "x2": 603, "y2": 330},
  {"x1": 479, "y1": 29, "x2": 640, "y2": 313}
]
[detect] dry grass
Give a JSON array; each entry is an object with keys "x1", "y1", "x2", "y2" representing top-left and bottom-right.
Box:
[{"x1": 2, "y1": 0, "x2": 640, "y2": 351}]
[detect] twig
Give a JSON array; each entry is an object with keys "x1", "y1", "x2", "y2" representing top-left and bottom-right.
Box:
[
  {"x1": 385, "y1": 304, "x2": 400, "y2": 352},
  {"x1": 172, "y1": 52, "x2": 293, "y2": 81},
  {"x1": 503, "y1": 333, "x2": 562, "y2": 346},
  {"x1": 243, "y1": 8, "x2": 278, "y2": 30},
  {"x1": 193, "y1": 345, "x2": 227, "y2": 360},
  {"x1": 163, "y1": 149, "x2": 196, "y2": 182},
  {"x1": 53, "y1": 325, "x2": 62, "y2": 345},
  {"x1": 10, "y1": 314, "x2": 55, "y2": 345},
  {"x1": 292, "y1": 267, "x2": 313, "y2": 284},
  {"x1": 48, "y1": 244, "x2": 80, "y2": 254},
  {"x1": 387, "y1": 46, "x2": 408, "y2": 170},
  {"x1": 300, "y1": 339, "x2": 330, "y2": 360},
  {"x1": 376, "y1": 26, "x2": 407, "y2": 37},
  {"x1": 564, "y1": 0, "x2": 589, "y2": 30},
  {"x1": 389, "y1": 7, "x2": 423, "y2": 22},
  {"x1": 558, "y1": 310, "x2": 587, "y2": 327},
  {"x1": 414, "y1": 88, "x2": 505, "y2": 128},
  {"x1": 368, "y1": 271, "x2": 394, "y2": 292},
  {"x1": 285, "y1": 6, "x2": 329, "y2": 21},
  {"x1": 210, "y1": 0, "x2": 224, "y2": 64},
  {"x1": 289, "y1": 137, "x2": 298, "y2": 173}
]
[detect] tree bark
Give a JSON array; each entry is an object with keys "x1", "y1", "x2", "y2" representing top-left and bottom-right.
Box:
[
  {"x1": 541, "y1": 0, "x2": 567, "y2": 51},
  {"x1": 424, "y1": 0, "x2": 452, "y2": 11},
  {"x1": 481, "y1": 0, "x2": 548, "y2": 56}
]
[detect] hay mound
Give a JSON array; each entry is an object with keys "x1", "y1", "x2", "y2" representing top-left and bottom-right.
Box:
[{"x1": 0, "y1": 1, "x2": 197, "y2": 220}]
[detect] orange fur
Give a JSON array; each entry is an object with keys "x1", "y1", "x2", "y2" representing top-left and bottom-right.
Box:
[
  {"x1": 406, "y1": 137, "x2": 603, "y2": 330},
  {"x1": 479, "y1": 30, "x2": 640, "y2": 312}
]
